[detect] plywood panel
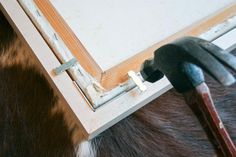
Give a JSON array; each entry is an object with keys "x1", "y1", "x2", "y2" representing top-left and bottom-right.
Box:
[{"x1": 50, "y1": 0, "x2": 235, "y2": 71}]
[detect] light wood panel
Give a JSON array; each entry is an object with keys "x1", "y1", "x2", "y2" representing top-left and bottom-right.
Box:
[
  {"x1": 49, "y1": 0, "x2": 234, "y2": 71},
  {"x1": 100, "y1": 4, "x2": 236, "y2": 89}
]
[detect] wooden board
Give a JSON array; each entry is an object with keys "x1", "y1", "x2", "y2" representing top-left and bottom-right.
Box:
[{"x1": 34, "y1": 0, "x2": 236, "y2": 89}]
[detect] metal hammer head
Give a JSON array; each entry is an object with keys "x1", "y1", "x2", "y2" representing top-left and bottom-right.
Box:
[{"x1": 141, "y1": 36, "x2": 236, "y2": 93}]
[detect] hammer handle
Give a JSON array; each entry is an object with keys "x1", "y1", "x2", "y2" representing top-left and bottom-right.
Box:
[{"x1": 185, "y1": 83, "x2": 236, "y2": 157}]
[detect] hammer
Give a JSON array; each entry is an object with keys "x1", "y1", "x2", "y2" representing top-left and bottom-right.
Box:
[{"x1": 140, "y1": 37, "x2": 236, "y2": 157}]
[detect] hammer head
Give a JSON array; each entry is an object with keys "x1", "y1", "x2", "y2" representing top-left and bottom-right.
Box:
[{"x1": 141, "y1": 37, "x2": 236, "y2": 93}]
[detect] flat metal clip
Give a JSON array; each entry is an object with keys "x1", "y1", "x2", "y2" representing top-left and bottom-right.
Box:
[
  {"x1": 128, "y1": 71, "x2": 147, "y2": 92},
  {"x1": 54, "y1": 58, "x2": 78, "y2": 75}
]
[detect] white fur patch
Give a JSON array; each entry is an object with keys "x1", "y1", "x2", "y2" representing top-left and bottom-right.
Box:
[{"x1": 76, "y1": 141, "x2": 95, "y2": 157}]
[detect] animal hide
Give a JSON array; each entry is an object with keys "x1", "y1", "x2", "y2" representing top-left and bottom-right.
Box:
[
  {"x1": 0, "y1": 11, "x2": 235, "y2": 157},
  {"x1": 0, "y1": 12, "x2": 76, "y2": 157}
]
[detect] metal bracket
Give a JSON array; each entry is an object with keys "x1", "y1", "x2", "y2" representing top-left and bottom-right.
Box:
[
  {"x1": 54, "y1": 58, "x2": 77, "y2": 75},
  {"x1": 128, "y1": 71, "x2": 147, "y2": 92}
]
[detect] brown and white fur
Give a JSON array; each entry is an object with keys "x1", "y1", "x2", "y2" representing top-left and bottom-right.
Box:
[{"x1": 0, "y1": 11, "x2": 235, "y2": 157}]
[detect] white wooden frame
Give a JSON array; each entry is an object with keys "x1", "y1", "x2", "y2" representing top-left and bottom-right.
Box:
[
  {"x1": 1, "y1": 0, "x2": 236, "y2": 139},
  {"x1": 0, "y1": 0, "x2": 172, "y2": 139}
]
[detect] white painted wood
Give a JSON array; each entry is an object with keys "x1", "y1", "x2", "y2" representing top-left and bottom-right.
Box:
[
  {"x1": 50, "y1": 0, "x2": 235, "y2": 71},
  {"x1": 0, "y1": 0, "x2": 88, "y2": 133},
  {"x1": 213, "y1": 28, "x2": 236, "y2": 50},
  {"x1": 0, "y1": 0, "x2": 172, "y2": 139}
]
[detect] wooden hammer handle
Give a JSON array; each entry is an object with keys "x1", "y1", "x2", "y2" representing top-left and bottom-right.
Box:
[{"x1": 185, "y1": 83, "x2": 236, "y2": 157}]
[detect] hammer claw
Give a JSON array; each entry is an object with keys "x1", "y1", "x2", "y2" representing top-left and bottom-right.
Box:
[
  {"x1": 197, "y1": 38, "x2": 236, "y2": 73},
  {"x1": 174, "y1": 37, "x2": 236, "y2": 87},
  {"x1": 189, "y1": 43, "x2": 236, "y2": 86},
  {"x1": 144, "y1": 37, "x2": 236, "y2": 92}
]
